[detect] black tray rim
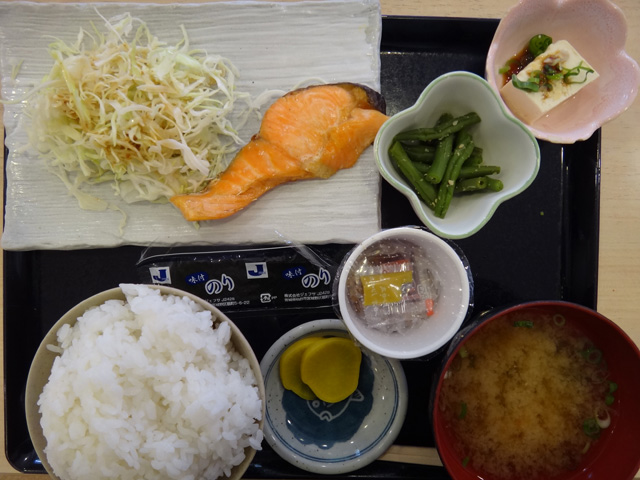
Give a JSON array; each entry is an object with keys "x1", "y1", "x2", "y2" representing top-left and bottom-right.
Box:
[{"x1": 2, "y1": 13, "x2": 602, "y2": 478}]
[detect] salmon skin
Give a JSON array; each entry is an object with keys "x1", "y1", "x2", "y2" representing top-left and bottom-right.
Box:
[{"x1": 171, "y1": 83, "x2": 388, "y2": 221}]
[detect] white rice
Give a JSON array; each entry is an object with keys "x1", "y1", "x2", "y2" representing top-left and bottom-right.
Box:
[{"x1": 38, "y1": 284, "x2": 263, "y2": 480}]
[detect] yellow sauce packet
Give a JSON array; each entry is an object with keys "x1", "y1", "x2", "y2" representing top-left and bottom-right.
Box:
[{"x1": 361, "y1": 271, "x2": 413, "y2": 306}]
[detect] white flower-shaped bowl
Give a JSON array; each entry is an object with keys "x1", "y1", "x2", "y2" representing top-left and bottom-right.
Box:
[
  {"x1": 374, "y1": 71, "x2": 540, "y2": 240},
  {"x1": 486, "y1": 0, "x2": 640, "y2": 144}
]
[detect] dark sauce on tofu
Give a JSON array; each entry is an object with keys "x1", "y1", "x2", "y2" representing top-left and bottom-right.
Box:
[
  {"x1": 501, "y1": 45, "x2": 536, "y2": 86},
  {"x1": 501, "y1": 34, "x2": 554, "y2": 87}
]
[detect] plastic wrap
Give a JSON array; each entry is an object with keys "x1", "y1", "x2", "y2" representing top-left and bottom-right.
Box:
[
  {"x1": 136, "y1": 243, "x2": 354, "y2": 315},
  {"x1": 333, "y1": 226, "x2": 475, "y2": 344},
  {"x1": 338, "y1": 239, "x2": 440, "y2": 333}
]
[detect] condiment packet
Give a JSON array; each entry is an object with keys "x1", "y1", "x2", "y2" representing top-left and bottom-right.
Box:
[{"x1": 340, "y1": 239, "x2": 440, "y2": 334}]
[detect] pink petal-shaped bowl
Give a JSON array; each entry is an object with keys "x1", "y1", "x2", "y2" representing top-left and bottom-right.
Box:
[{"x1": 486, "y1": 0, "x2": 640, "y2": 144}]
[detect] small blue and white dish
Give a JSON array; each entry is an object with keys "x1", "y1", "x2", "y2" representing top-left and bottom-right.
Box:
[{"x1": 259, "y1": 319, "x2": 408, "y2": 474}]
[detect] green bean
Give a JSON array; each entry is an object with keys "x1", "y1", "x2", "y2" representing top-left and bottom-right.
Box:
[
  {"x1": 389, "y1": 111, "x2": 506, "y2": 218},
  {"x1": 393, "y1": 112, "x2": 481, "y2": 143},
  {"x1": 425, "y1": 114, "x2": 456, "y2": 184},
  {"x1": 403, "y1": 144, "x2": 436, "y2": 163},
  {"x1": 455, "y1": 176, "x2": 503, "y2": 193},
  {"x1": 426, "y1": 134, "x2": 454, "y2": 184},
  {"x1": 437, "y1": 113, "x2": 455, "y2": 124},
  {"x1": 458, "y1": 165, "x2": 501, "y2": 179},
  {"x1": 485, "y1": 177, "x2": 504, "y2": 192},
  {"x1": 388, "y1": 141, "x2": 437, "y2": 208},
  {"x1": 463, "y1": 147, "x2": 484, "y2": 166},
  {"x1": 434, "y1": 129, "x2": 475, "y2": 218},
  {"x1": 412, "y1": 162, "x2": 431, "y2": 174},
  {"x1": 455, "y1": 177, "x2": 487, "y2": 192}
]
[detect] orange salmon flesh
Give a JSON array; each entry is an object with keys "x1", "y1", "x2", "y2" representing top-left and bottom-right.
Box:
[{"x1": 170, "y1": 83, "x2": 388, "y2": 221}]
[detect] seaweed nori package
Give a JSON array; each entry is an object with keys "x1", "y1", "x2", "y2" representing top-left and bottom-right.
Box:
[{"x1": 136, "y1": 243, "x2": 354, "y2": 315}]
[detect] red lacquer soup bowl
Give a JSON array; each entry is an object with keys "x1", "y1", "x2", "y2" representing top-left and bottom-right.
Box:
[{"x1": 432, "y1": 301, "x2": 640, "y2": 480}]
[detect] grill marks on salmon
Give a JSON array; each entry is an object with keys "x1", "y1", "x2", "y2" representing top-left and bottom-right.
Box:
[{"x1": 170, "y1": 83, "x2": 388, "y2": 221}]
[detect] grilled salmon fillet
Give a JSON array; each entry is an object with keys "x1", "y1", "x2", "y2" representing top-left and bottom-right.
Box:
[{"x1": 171, "y1": 83, "x2": 388, "y2": 221}]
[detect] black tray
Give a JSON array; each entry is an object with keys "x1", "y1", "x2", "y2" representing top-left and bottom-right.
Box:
[{"x1": 3, "y1": 16, "x2": 600, "y2": 479}]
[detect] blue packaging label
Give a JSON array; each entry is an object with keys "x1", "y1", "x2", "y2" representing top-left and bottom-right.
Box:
[{"x1": 136, "y1": 244, "x2": 353, "y2": 314}]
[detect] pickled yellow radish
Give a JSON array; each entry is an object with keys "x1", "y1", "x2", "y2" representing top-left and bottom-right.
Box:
[
  {"x1": 279, "y1": 336, "x2": 321, "y2": 400},
  {"x1": 300, "y1": 337, "x2": 362, "y2": 403}
]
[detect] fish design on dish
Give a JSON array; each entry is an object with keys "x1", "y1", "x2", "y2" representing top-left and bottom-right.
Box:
[{"x1": 307, "y1": 390, "x2": 366, "y2": 422}]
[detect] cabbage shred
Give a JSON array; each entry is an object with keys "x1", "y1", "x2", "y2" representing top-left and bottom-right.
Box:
[{"x1": 25, "y1": 12, "x2": 254, "y2": 208}]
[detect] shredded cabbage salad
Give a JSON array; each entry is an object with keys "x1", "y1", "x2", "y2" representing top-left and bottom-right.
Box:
[{"x1": 24, "y1": 12, "x2": 255, "y2": 210}]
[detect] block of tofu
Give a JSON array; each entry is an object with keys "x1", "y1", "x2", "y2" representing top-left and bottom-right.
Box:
[{"x1": 500, "y1": 40, "x2": 599, "y2": 124}]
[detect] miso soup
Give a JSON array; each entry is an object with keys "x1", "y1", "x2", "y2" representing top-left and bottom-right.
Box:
[{"x1": 438, "y1": 311, "x2": 616, "y2": 479}]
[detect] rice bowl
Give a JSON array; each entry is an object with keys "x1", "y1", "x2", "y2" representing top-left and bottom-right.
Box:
[{"x1": 26, "y1": 284, "x2": 264, "y2": 480}]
